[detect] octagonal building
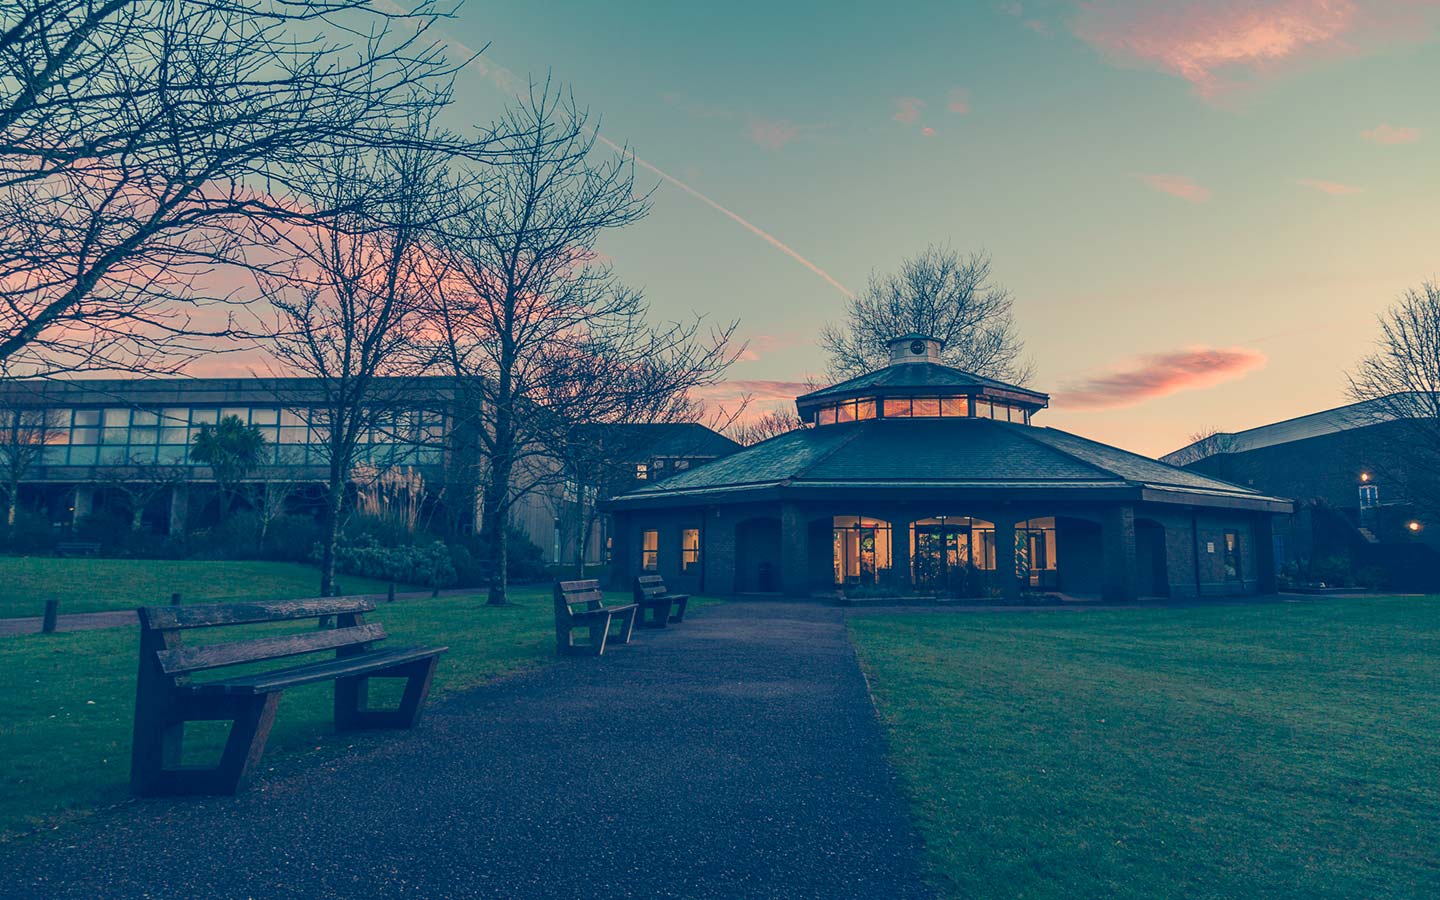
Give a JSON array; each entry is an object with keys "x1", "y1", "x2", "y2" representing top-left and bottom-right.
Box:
[{"x1": 607, "y1": 335, "x2": 1290, "y2": 601}]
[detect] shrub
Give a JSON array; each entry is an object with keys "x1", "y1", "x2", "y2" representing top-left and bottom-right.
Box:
[
  {"x1": 3, "y1": 509, "x2": 58, "y2": 554},
  {"x1": 261, "y1": 514, "x2": 322, "y2": 562},
  {"x1": 330, "y1": 536, "x2": 457, "y2": 588}
]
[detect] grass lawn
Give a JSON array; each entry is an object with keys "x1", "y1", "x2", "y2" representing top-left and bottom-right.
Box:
[
  {"x1": 0, "y1": 587, "x2": 560, "y2": 839},
  {"x1": 849, "y1": 598, "x2": 1440, "y2": 900},
  {"x1": 0, "y1": 557, "x2": 418, "y2": 618}
]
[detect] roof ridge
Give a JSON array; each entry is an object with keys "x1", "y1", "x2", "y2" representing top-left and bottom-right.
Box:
[
  {"x1": 1000, "y1": 423, "x2": 1121, "y2": 481},
  {"x1": 789, "y1": 421, "x2": 872, "y2": 480},
  {"x1": 1031, "y1": 426, "x2": 1262, "y2": 494}
]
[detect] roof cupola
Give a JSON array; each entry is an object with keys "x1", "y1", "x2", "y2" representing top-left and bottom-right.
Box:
[{"x1": 887, "y1": 333, "x2": 944, "y2": 365}]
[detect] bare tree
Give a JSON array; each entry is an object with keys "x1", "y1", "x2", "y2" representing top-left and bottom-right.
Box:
[
  {"x1": 435, "y1": 84, "x2": 737, "y2": 605},
  {"x1": 95, "y1": 455, "x2": 187, "y2": 531},
  {"x1": 0, "y1": 403, "x2": 63, "y2": 525},
  {"x1": 0, "y1": 0, "x2": 471, "y2": 377},
  {"x1": 545, "y1": 324, "x2": 740, "y2": 577},
  {"x1": 260, "y1": 111, "x2": 460, "y2": 596},
  {"x1": 1347, "y1": 280, "x2": 1440, "y2": 509},
  {"x1": 819, "y1": 246, "x2": 1031, "y2": 383},
  {"x1": 729, "y1": 406, "x2": 805, "y2": 446}
]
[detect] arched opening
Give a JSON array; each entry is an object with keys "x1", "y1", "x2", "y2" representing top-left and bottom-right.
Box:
[
  {"x1": 832, "y1": 515, "x2": 893, "y2": 587},
  {"x1": 1054, "y1": 516, "x2": 1104, "y2": 598},
  {"x1": 1135, "y1": 518, "x2": 1170, "y2": 597},
  {"x1": 734, "y1": 517, "x2": 782, "y2": 593},
  {"x1": 910, "y1": 515, "x2": 995, "y2": 597},
  {"x1": 1016, "y1": 517, "x2": 1059, "y2": 591}
]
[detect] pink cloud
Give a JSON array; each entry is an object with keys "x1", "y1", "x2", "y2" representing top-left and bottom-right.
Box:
[
  {"x1": 947, "y1": 89, "x2": 971, "y2": 114},
  {"x1": 694, "y1": 379, "x2": 813, "y2": 411},
  {"x1": 1054, "y1": 347, "x2": 1267, "y2": 410},
  {"x1": 1362, "y1": 123, "x2": 1422, "y2": 144},
  {"x1": 892, "y1": 97, "x2": 926, "y2": 125},
  {"x1": 1298, "y1": 178, "x2": 1361, "y2": 195},
  {"x1": 745, "y1": 118, "x2": 803, "y2": 150},
  {"x1": 1136, "y1": 173, "x2": 1212, "y2": 202},
  {"x1": 921, "y1": 126, "x2": 937, "y2": 137},
  {"x1": 1072, "y1": 1, "x2": 1438, "y2": 99}
]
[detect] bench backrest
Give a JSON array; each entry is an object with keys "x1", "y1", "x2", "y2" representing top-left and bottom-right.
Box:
[
  {"x1": 634, "y1": 574, "x2": 670, "y2": 600},
  {"x1": 138, "y1": 597, "x2": 385, "y2": 681},
  {"x1": 555, "y1": 579, "x2": 607, "y2": 618}
]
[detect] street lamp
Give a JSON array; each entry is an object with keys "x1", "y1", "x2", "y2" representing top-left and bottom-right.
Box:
[{"x1": 1407, "y1": 520, "x2": 1422, "y2": 533}]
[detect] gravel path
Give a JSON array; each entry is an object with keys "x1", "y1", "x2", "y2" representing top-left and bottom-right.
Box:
[{"x1": 0, "y1": 601, "x2": 933, "y2": 900}]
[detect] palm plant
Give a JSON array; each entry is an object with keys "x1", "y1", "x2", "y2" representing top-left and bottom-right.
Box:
[{"x1": 190, "y1": 415, "x2": 267, "y2": 522}]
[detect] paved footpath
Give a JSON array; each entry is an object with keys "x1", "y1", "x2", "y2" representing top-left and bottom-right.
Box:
[{"x1": 0, "y1": 602, "x2": 934, "y2": 900}]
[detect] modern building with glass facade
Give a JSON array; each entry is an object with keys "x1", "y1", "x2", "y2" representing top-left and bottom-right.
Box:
[{"x1": 607, "y1": 335, "x2": 1292, "y2": 602}]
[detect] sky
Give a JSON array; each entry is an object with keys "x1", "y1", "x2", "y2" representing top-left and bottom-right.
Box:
[{"x1": 414, "y1": 1, "x2": 1439, "y2": 455}]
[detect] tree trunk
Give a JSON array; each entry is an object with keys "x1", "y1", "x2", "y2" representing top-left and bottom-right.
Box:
[
  {"x1": 5, "y1": 486, "x2": 16, "y2": 527},
  {"x1": 319, "y1": 467, "x2": 345, "y2": 597}
]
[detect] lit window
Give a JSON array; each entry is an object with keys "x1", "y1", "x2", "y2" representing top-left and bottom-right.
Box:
[
  {"x1": 817, "y1": 405, "x2": 838, "y2": 425},
  {"x1": 642, "y1": 529, "x2": 659, "y2": 571},
  {"x1": 635, "y1": 463, "x2": 649, "y2": 481},
  {"x1": 913, "y1": 397, "x2": 940, "y2": 418},
  {"x1": 883, "y1": 397, "x2": 912, "y2": 418},
  {"x1": 1223, "y1": 531, "x2": 1241, "y2": 580},
  {"x1": 682, "y1": 528, "x2": 700, "y2": 572},
  {"x1": 941, "y1": 397, "x2": 968, "y2": 417},
  {"x1": 1359, "y1": 484, "x2": 1379, "y2": 508},
  {"x1": 975, "y1": 398, "x2": 992, "y2": 419},
  {"x1": 855, "y1": 398, "x2": 877, "y2": 420},
  {"x1": 836, "y1": 401, "x2": 856, "y2": 423}
]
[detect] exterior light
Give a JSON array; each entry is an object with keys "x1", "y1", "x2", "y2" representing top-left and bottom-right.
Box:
[
  {"x1": 1407, "y1": 520, "x2": 1422, "y2": 533},
  {"x1": 1360, "y1": 472, "x2": 1371, "y2": 483}
]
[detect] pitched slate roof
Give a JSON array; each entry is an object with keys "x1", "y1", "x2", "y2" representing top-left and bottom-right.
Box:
[
  {"x1": 611, "y1": 417, "x2": 1287, "y2": 508},
  {"x1": 797, "y1": 362, "x2": 1048, "y2": 404}
]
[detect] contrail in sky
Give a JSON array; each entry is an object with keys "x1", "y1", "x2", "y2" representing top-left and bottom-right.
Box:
[
  {"x1": 381, "y1": 4, "x2": 855, "y2": 299},
  {"x1": 591, "y1": 135, "x2": 855, "y2": 299}
]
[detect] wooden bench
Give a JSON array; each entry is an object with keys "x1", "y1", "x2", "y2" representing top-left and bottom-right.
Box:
[
  {"x1": 130, "y1": 597, "x2": 447, "y2": 796},
  {"x1": 554, "y1": 579, "x2": 637, "y2": 656},
  {"x1": 56, "y1": 541, "x2": 101, "y2": 556},
  {"x1": 634, "y1": 574, "x2": 690, "y2": 625}
]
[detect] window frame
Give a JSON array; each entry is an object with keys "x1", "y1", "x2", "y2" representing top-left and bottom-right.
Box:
[
  {"x1": 641, "y1": 529, "x2": 659, "y2": 571},
  {"x1": 681, "y1": 528, "x2": 700, "y2": 573}
]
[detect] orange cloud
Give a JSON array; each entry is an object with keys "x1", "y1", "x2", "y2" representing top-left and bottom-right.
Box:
[
  {"x1": 1362, "y1": 123, "x2": 1422, "y2": 144},
  {"x1": 1137, "y1": 173, "x2": 1212, "y2": 202},
  {"x1": 1073, "y1": 1, "x2": 1436, "y2": 98},
  {"x1": 1054, "y1": 347, "x2": 1266, "y2": 410},
  {"x1": 892, "y1": 97, "x2": 926, "y2": 125},
  {"x1": 1298, "y1": 178, "x2": 1362, "y2": 194}
]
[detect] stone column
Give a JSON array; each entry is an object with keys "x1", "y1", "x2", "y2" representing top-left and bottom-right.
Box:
[
  {"x1": 892, "y1": 511, "x2": 913, "y2": 592},
  {"x1": 780, "y1": 501, "x2": 809, "y2": 597},
  {"x1": 1253, "y1": 514, "x2": 1277, "y2": 594},
  {"x1": 167, "y1": 484, "x2": 189, "y2": 536},
  {"x1": 1102, "y1": 504, "x2": 1139, "y2": 603},
  {"x1": 994, "y1": 516, "x2": 1021, "y2": 601}
]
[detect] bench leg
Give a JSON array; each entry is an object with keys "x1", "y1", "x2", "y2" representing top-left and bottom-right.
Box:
[
  {"x1": 612, "y1": 607, "x2": 638, "y2": 646},
  {"x1": 133, "y1": 693, "x2": 281, "y2": 797},
  {"x1": 669, "y1": 597, "x2": 689, "y2": 623},
  {"x1": 588, "y1": 618, "x2": 611, "y2": 656},
  {"x1": 334, "y1": 657, "x2": 441, "y2": 730},
  {"x1": 639, "y1": 600, "x2": 672, "y2": 629}
]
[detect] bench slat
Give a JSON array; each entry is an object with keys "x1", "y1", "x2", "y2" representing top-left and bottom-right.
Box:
[
  {"x1": 156, "y1": 623, "x2": 386, "y2": 675},
  {"x1": 562, "y1": 590, "x2": 605, "y2": 606},
  {"x1": 143, "y1": 598, "x2": 377, "y2": 630},
  {"x1": 557, "y1": 579, "x2": 599, "y2": 589},
  {"x1": 184, "y1": 645, "x2": 447, "y2": 695}
]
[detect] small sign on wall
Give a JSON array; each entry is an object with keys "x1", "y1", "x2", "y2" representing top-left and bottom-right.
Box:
[{"x1": 1206, "y1": 542, "x2": 1216, "y2": 553}]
